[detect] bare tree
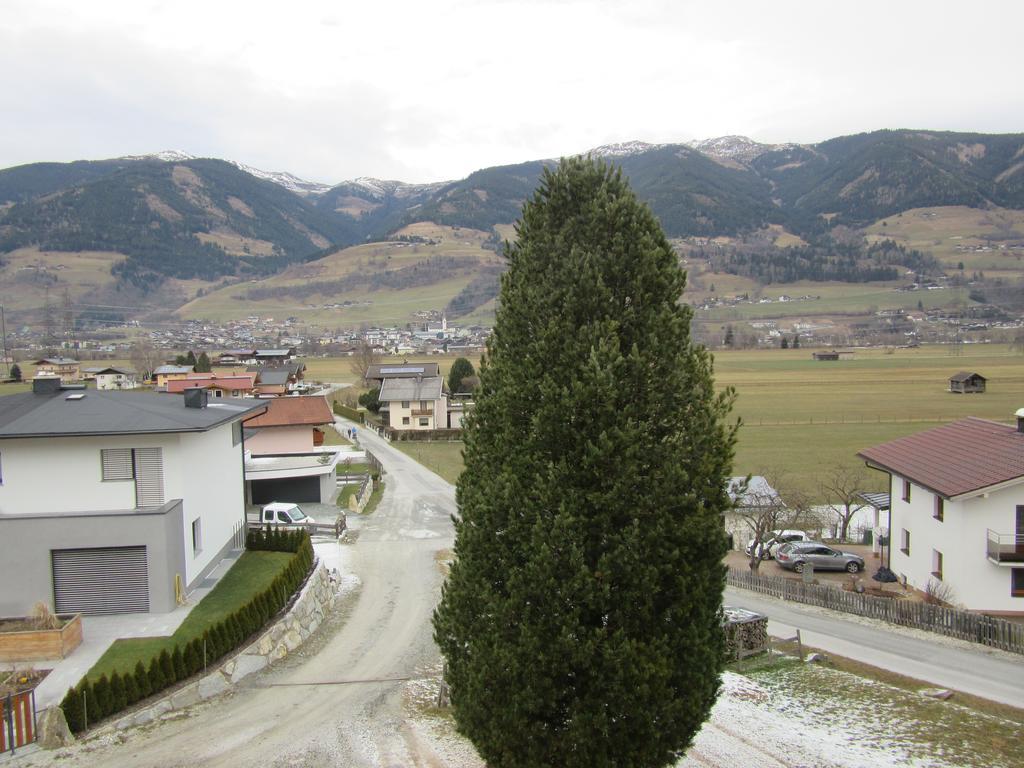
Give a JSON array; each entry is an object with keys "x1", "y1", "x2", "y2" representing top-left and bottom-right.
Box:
[
  {"x1": 731, "y1": 472, "x2": 810, "y2": 573},
  {"x1": 349, "y1": 340, "x2": 381, "y2": 386},
  {"x1": 130, "y1": 338, "x2": 162, "y2": 382},
  {"x1": 819, "y1": 464, "x2": 869, "y2": 542}
]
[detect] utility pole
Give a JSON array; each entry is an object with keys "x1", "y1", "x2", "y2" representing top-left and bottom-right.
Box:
[{"x1": 62, "y1": 287, "x2": 75, "y2": 353}]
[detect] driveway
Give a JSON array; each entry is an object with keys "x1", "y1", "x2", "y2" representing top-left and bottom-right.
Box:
[{"x1": 21, "y1": 419, "x2": 458, "y2": 767}]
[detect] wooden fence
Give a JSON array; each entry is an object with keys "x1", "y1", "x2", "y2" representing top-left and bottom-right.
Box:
[{"x1": 726, "y1": 568, "x2": 1024, "y2": 655}]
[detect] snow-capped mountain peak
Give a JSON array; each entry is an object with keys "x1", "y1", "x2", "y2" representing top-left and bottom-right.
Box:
[
  {"x1": 227, "y1": 161, "x2": 332, "y2": 198},
  {"x1": 119, "y1": 150, "x2": 196, "y2": 163},
  {"x1": 688, "y1": 136, "x2": 780, "y2": 164},
  {"x1": 586, "y1": 141, "x2": 665, "y2": 158}
]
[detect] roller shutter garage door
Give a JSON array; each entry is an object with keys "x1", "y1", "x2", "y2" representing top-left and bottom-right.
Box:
[{"x1": 51, "y1": 546, "x2": 150, "y2": 615}]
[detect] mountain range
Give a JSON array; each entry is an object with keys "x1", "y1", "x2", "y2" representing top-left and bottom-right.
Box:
[{"x1": 2, "y1": 129, "x2": 1023, "y2": 293}]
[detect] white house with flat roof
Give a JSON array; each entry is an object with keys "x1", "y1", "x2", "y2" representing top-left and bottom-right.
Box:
[{"x1": 0, "y1": 380, "x2": 265, "y2": 616}]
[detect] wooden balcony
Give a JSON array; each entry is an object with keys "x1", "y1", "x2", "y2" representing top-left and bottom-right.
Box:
[
  {"x1": 411, "y1": 407, "x2": 434, "y2": 417},
  {"x1": 986, "y1": 529, "x2": 1024, "y2": 566}
]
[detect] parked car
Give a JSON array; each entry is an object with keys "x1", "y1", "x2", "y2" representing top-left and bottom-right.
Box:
[
  {"x1": 775, "y1": 541, "x2": 865, "y2": 573},
  {"x1": 252, "y1": 502, "x2": 318, "y2": 528},
  {"x1": 744, "y1": 529, "x2": 811, "y2": 560}
]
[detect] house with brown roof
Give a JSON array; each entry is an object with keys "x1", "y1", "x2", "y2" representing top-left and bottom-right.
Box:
[
  {"x1": 32, "y1": 357, "x2": 81, "y2": 383},
  {"x1": 241, "y1": 395, "x2": 343, "y2": 504},
  {"x1": 858, "y1": 410, "x2": 1024, "y2": 614},
  {"x1": 165, "y1": 373, "x2": 257, "y2": 399}
]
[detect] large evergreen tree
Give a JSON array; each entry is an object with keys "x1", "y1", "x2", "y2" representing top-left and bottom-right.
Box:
[
  {"x1": 433, "y1": 157, "x2": 737, "y2": 768},
  {"x1": 447, "y1": 356, "x2": 476, "y2": 394}
]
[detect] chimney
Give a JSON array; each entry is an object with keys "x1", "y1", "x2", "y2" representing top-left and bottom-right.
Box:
[
  {"x1": 32, "y1": 377, "x2": 62, "y2": 395},
  {"x1": 1017, "y1": 407, "x2": 1024, "y2": 434},
  {"x1": 184, "y1": 388, "x2": 209, "y2": 409}
]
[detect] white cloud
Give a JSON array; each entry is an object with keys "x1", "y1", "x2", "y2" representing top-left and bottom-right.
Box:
[{"x1": 3, "y1": 0, "x2": 1023, "y2": 183}]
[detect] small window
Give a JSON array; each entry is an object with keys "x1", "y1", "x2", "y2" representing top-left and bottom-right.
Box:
[
  {"x1": 931, "y1": 550, "x2": 943, "y2": 580},
  {"x1": 263, "y1": 510, "x2": 273, "y2": 522},
  {"x1": 902, "y1": 479, "x2": 911, "y2": 502},
  {"x1": 101, "y1": 448, "x2": 134, "y2": 481},
  {"x1": 900, "y1": 528, "x2": 910, "y2": 556},
  {"x1": 934, "y1": 497, "x2": 944, "y2": 521},
  {"x1": 1013, "y1": 569, "x2": 1024, "y2": 597},
  {"x1": 401, "y1": 400, "x2": 410, "y2": 408},
  {"x1": 419, "y1": 417, "x2": 429, "y2": 426},
  {"x1": 402, "y1": 416, "x2": 410, "y2": 425},
  {"x1": 192, "y1": 518, "x2": 203, "y2": 555},
  {"x1": 420, "y1": 400, "x2": 429, "y2": 410},
  {"x1": 279, "y1": 510, "x2": 293, "y2": 523}
]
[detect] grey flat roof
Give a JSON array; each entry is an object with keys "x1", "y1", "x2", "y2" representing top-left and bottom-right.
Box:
[
  {"x1": 379, "y1": 376, "x2": 444, "y2": 401},
  {"x1": 0, "y1": 389, "x2": 266, "y2": 439}
]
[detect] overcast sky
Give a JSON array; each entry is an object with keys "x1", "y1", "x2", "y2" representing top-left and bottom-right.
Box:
[{"x1": 3, "y1": 0, "x2": 1023, "y2": 184}]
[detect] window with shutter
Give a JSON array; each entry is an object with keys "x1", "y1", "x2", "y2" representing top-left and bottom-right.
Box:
[
  {"x1": 133, "y1": 448, "x2": 164, "y2": 507},
  {"x1": 101, "y1": 448, "x2": 133, "y2": 481}
]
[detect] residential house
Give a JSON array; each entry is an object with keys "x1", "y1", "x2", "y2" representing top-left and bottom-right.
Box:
[
  {"x1": 94, "y1": 366, "x2": 139, "y2": 391},
  {"x1": 0, "y1": 380, "x2": 265, "y2": 616},
  {"x1": 858, "y1": 411, "x2": 1024, "y2": 615},
  {"x1": 724, "y1": 475, "x2": 787, "y2": 550},
  {"x1": 242, "y1": 395, "x2": 343, "y2": 504},
  {"x1": 166, "y1": 373, "x2": 257, "y2": 399},
  {"x1": 248, "y1": 365, "x2": 304, "y2": 396},
  {"x1": 32, "y1": 358, "x2": 81, "y2": 383},
  {"x1": 364, "y1": 362, "x2": 441, "y2": 388},
  {"x1": 379, "y1": 376, "x2": 448, "y2": 430},
  {"x1": 153, "y1": 365, "x2": 194, "y2": 388},
  {"x1": 949, "y1": 371, "x2": 986, "y2": 394}
]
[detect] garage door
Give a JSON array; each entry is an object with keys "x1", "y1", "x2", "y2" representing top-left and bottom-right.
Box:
[
  {"x1": 251, "y1": 476, "x2": 321, "y2": 504},
  {"x1": 51, "y1": 546, "x2": 150, "y2": 615}
]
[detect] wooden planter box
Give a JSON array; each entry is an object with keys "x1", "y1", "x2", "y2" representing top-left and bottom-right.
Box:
[{"x1": 0, "y1": 614, "x2": 83, "y2": 662}]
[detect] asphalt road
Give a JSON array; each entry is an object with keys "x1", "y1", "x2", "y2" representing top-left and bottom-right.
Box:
[{"x1": 725, "y1": 586, "x2": 1024, "y2": 708}]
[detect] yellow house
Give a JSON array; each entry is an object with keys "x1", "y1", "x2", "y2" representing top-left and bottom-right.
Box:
[
  {"x1": 153, "y1": 364, "x2": 195, "y2": 388},
  {"x1": 32, "y1": 357, "x2": 81, "y2": 383}
]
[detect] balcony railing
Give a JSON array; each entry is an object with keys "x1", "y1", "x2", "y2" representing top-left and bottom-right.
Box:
[
  {"x1": 411, "y1": 407, "x2": 434, "y2": 417},
  {"x1": 986, "y1": 529, "x2": 1024, "y2": 565}
]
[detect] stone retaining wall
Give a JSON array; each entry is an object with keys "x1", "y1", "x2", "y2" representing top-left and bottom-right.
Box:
[{"x1": 88, "y1": 561, "x2": 340, "y2": 734}]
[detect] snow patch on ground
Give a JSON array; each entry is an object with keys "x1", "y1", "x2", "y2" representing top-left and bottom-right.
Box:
[{"x1": 399, "y1": 528, "x2": 441, "y2": 539}]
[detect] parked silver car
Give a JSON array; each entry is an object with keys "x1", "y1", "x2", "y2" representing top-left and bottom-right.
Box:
[{"x1": 775, "y1": 541, "x2": 864, "y2": 574}]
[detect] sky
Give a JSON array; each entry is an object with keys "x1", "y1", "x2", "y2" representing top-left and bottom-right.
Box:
[{"x1": 3, "y1": 0, "x2": 1023, "y2": 185}]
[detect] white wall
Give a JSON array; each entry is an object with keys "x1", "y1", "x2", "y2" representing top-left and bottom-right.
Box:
[
  {"x1": 178, "y1": 425, "x2": 247, "y2": 585},
  {"x1": 888, "y1": 472, "x2": 1024, "y2": 613},
  {"x1": 387, "y1": 394, "x2": 446, "y2": 430},
  {"x1": 0, "y1": 434, "x2": 180, "y2": 514}
]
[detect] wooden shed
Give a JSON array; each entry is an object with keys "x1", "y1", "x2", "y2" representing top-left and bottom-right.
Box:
[{"x1": 948, "y1": 371, "x2": 986, "y2": 394}]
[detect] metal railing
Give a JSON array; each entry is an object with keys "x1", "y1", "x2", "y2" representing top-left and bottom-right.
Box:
[{"x1": 986, "y1": 529, "x2": 1024, "y2": 565}]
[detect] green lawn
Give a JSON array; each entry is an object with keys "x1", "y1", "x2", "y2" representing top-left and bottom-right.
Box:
[
  {"x1": 87, "y1": 550, "x2": 292, "y2": 681},
  {"x1": 394, "y1": 442, "x2": 465, "y2": 485}
]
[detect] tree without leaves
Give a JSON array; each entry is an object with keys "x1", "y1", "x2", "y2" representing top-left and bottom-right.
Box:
[
  {"x1": 349, "y1": 340, "x2": 380, "y2": 386},
  {"x1": 732, "y1": 472, "x2": 810, "y2": 573},
  {"x1": 819, "y1": 464, "x2": 869, "y2": 542},
  {"x1": 433, "y1": 157, "x2": 737, "y2": 768},
  {"x1": 447, "y1": 356, "x2": 475, "y2": 394},
  {"x1": 130, "y1": 339, "x2": 162, "y2": 382}
]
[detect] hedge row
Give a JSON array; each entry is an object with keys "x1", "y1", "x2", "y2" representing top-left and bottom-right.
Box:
[
  {"x1": 60, "y1": 532, "x2": 314, "y2": 734},
  {"x1": 246, "y1": 525, "x2": 308, "y2": 552},
  {"x1": 332, "y1": 401, "x2": 362, "y2": 422}
]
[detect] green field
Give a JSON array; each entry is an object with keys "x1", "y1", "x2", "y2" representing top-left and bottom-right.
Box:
[{"x1": 392, "y1": 344, "x2": 1024, "y2": 498}]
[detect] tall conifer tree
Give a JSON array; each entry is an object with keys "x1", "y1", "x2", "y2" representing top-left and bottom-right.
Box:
[{"x1": 433, "y1": 157, "x2": 737, "y2": 768}]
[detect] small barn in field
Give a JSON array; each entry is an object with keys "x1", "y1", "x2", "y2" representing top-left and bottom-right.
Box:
[{"x1": 948, "y1": 371, "x2": 986, "y2": 394}]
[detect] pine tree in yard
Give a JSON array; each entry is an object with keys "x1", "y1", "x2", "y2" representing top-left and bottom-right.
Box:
[
  {"x1": 433, "y1": 157, "x2": 737, "y2": 768},
  {"x1": 448, "y1": 356, "x2": 476, "y2": 394}
]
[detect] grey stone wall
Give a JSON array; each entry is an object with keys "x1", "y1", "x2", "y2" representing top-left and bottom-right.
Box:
[{"x1": 87, "y1": 560, "x2": 341, "y2": 734}]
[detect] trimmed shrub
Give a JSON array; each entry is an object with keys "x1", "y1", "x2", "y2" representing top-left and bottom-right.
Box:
[
  {"x1": 93, "y1": 674, "x2": 113, "y2": 720},
  {"x1": 185, "y1": 639, "x2": 202, "y2": 675},
  {"x1": 158, "y1": 649, "x2": 175, "y2": 685},
  {"x1": 148, "y1": 656, "x2": 166, "y2": 693},
  {"x1": 109, "y1": 671, "x2": 128, "y2": 712},
  {"x1": 124, "y1": 668, "x2": 141, "y2": 705},
  {"x1": 135, "y1": 660, "x2": 152, "y2": 699},
  {"x1": 60, "y1": 685, "x2": 84, "y2": 734},
  {"x1": 172, "y1": 645, "x2": 187, "y2": 681}
]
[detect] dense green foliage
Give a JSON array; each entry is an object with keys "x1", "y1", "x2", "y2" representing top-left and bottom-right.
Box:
[
  {"x1": 433, "y1": 157, "x2": 737, "y2": 767},
  {"x1": 447, "y1": 357, "x2": 475, "y2": 394},
  {"x1": 357, "y1": 387, "x2": 381, "y2": 413},
  {"x1": 60, "y1": 531, "x2": 313, "y2": 733}
]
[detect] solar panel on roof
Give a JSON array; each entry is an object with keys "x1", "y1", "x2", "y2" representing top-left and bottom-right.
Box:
[{"x1": 381, "y1": 366, "x2": 425, "y2": 374}]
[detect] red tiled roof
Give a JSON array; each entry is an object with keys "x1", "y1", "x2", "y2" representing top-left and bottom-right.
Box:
[
  {"x1": 242, "y1": 395, "x2": 334, "y2": 427},
  {"x1": 166, "y1": 375, "x2": 256, "y2": 393},
  {"x1": 857, "y1": 417, "x2": 1024, "y2": 499}
]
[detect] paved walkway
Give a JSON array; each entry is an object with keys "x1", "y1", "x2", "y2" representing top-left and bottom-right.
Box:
[
  {"x1": 726, "y1": 586, "x2": 1024, "y2": 708},
  {"x1": 22, "y1": 551, "x2": 243, "y2": 709}
]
